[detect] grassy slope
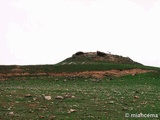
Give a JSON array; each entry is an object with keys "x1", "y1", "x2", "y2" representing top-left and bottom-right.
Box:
[
  {"x1": 1, "y1": 52, "x2": 160, "y2": 74},
  {"x1": 0, "y1": 56, "x2": 160, "y2": 119},
  {"x1": 0, "y1": 62, "x2": 160, "y2": 74},
  {"x1": 0, "y1": 72, "x2": 160, "y2": 120}
]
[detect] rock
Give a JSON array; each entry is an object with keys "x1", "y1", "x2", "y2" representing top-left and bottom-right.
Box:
[
  {"x1": 44, "y1": 96, "x2": 51, "y2": 100},
  {"x1": 134, "y1": 96, "x2": 139, "y2": 99},
  {"x1": 109, "y1": 101, "x2": 114, "y2": 104},
  {"x1": 63, "y1": 79, "x2": 67, "y2": 82},
  {"x1": 62, "y1": 62, "x2": 67, "y2": 65},
  {"x1": 50, "y1": 116, "x2": 56, "y2": 120},
  {"x1": 7, "y1": 107, "x2": 12, "y2": 110},
  {"x1": 132, "y1": 73, "x2": 136, "y2": 76},
  {"x1": 69, "y1": 62, "x2": 76, "y2": 65},
  {"x1": 122, "y1": 107, "x2": 128, "y2": 111},
  {"x1": 55, "y1": 96, "x2": 64, "y2": 99},
  {"x1": 68, "y1": 109, "x2": 76, "y2": 113},
  {"x1": 33, "y1": 97, "x2": 37, "y2": 101},
  {"x1": 122, "y1": 107, "x2": 133, "y2": 111},
  {"x1": 141, "y1": 101, "x2": 147, "y2": 105},
  {"x1": 39, "y1": 116, "x2": 45, "y2": 118},
  {"x1": 63, "y1": 95, "x2": 75, "y2": 98},
  {"x1": 25, "y1": 94, "x2": 32, "y2": 97},
  {"x1": 8, "y1": 112, "x2": 14, "y2": 116},
  {"x1": 71, "y1": 95, "x2": 75, "y2": 98},
  {"x1": 97, "y1": 51, "x2": 107, "y2": 57},
  {"x1": 75, "y1": 51, "x2": 84, "y2": 56},
  {"x1": 129, "y1": 107, "x2": 133, "y2": 111}
]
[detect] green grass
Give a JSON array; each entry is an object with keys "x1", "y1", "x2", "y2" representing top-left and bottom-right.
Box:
[
  {"x1": 0, "y1": 72, "x2": 160, "y2": 120},
  {"x1": 1, "y1": 62, "x2": 159, "y2": 74}
]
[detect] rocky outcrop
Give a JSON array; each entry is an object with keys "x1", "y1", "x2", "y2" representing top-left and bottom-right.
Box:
[
  {"x1": 97, "y1": 51, "x2": 107, "y2": 57},
  {"x1": 74, "y1": 51, "x2": 84, "y2": 56},
  {"x1": 70, "y1": 51, "x2": 142, "y2": 65}
]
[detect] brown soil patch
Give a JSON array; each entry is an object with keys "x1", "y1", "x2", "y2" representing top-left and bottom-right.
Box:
[
  {"x1": 0, "y1": 69, "x2": 154, "y2": 80},
  {"x1": 11, "y1": 66, "x2": 23, "y2": 72},
  {"x1": 48, "y1": 69, "x2": 154, "y2": 79}
]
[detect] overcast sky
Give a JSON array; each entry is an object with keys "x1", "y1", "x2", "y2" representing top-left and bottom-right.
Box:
[{"x1": 0, "y1": 0, "x2": 160, "y2": 67}]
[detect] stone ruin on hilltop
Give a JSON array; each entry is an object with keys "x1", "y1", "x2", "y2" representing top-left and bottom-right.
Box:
[{"x1": 72, "y1": 51, "x2": 141, "y2": 65}]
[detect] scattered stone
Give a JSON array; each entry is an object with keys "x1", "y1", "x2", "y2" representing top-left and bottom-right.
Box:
[
  {"x1": 131, "y1": 100, "x2": 136, "y2": 103},
  {"x1": 72, "y1": 105, "x2": 78, "y2": 107},
  {"x1": 129, "y1": 107, "x2": 133, "y2": 111},
  {"x1": 55, "y1": 96, "x2": 64, "y2": 99},
  {"x1": 29, "y1": 110, "x2": 34, "y2": 113},
  {"x1": 62, "y1": 62, "x2": 67, "y2": 65},
  {"x1": 120, "y1": 97, "x2": 124, "y2": 99},
  {"x1": 8, "y1": 112, "x2": 14, "y2": 116},
  {"x1": 132, "y1": 73, "x2": 136, "y2": 76},
  {"x1": 39, "y1": 116, "x2": 45, "y2": 118},
  {"x1": 25, "y1": 94, "x2": 32, "y2": 97},
  {"x1": 71, "y1": 95, "x2": 75, "y2": 98},
  {"x1": 63, "y1": 95, "x2": 70, "y2": 98},
  {"x1": 64, "y1": 94, "x2": 75, "y2": 98},
  {"x1": 141, "y1": 101, "x2": 148, "y2": 105},
  {"x1": 33, "y1": 97, "x2": 37, "y2": 101},
  {"x1": 67, "y1": 62, "x2": 76, "y2": 65},
  {"x1": 122, "y1": 107, "x2": 133, "y2": 111},
  {"x1": 122, "y1": 107, "x2": 128, "y2": 111},
  {"x1": 44, "y1": 96, "x2": 51, "y2": 100},
  {"x1": 7, "y1": 107, "x2": 12, "y2": 110},
  {"x1": 109, "y1": 101, "x2": 114, "y2": 104},
  {"x1": 68, "y1": 109, "x2": 76, "y2": 113},
  {"x1": 134, "y1": 96, "x2": 140, "y2": 99},
  {"x1": 63, "y1": 79, "x2": 67, "y2": 82},
  {"x1": 113, "y1": 91, "x2": 118, "y2": 94},
  {"x1": 50, "y1": 116, "x2": 56, "y2": 120}
]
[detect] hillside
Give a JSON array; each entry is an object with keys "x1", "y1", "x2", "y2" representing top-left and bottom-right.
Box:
[
  {"x1": 60, "y1": 51, "x2": 142, "y2": 65},
  {"x1": 0, "y1": 51, "x2": 160, "y2": 119},
  {"x1": 0, "y1": 51, "x2": 159, "y2": 80}
]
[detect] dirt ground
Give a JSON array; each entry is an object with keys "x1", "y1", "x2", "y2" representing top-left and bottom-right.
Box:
[
  {"x1": 0, "y1": 69, "x2": 154, "y2": 80},
  {"x1": 48, "y1": 69, "x2": 154, "y2": 79}
]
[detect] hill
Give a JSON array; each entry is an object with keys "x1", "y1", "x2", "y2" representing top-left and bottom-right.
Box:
[
  {"x1": 60, "y1": 51, "x2": 142, "y2": 65},
  {"x1": 0, "y1": 51, "x2": 159, "y2": 80},
  {"x1": 0, "y1": 51, "x2": 160, "y2": 119}
]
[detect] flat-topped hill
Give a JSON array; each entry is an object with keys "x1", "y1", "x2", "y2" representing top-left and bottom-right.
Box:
[
  {"x1": 0, "y1": 51, "x2": 159, "y2": 79},
  {"x1": 61, "y1": 51, "x2": 142, "y2": 65}
]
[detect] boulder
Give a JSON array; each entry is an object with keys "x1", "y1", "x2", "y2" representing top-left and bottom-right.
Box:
[
  {"x1": 44, "y1": 96, "x2": 52, "y2": 100},
  {"x1": 75, "y1": 51, "x2": 84, "y2": 56},
  {"x1": 97, "y1": 51, "x2": 107, "y2": 57}
]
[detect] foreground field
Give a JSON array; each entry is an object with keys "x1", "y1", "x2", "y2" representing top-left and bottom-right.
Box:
[{"x1": 0, "y1": 72, "x2": 160, "y2": 120}]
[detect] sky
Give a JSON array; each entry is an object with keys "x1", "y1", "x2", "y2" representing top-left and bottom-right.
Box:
[{"x1": 0, "y1": 0, "x2": 160, "y2": 67}]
